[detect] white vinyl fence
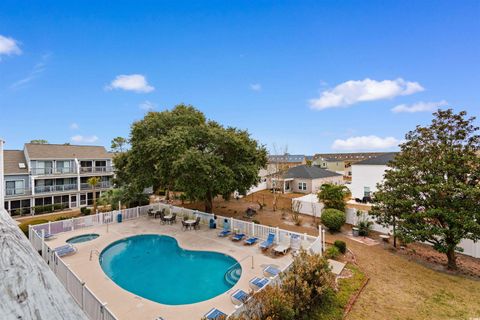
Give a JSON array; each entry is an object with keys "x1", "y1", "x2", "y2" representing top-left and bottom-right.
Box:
[
  {"x1": 29, "y1": 203, "x2": 323, "y2": 320},
  {"x1": 346, "y1": 208, "x2": 480, "y2": 258}
]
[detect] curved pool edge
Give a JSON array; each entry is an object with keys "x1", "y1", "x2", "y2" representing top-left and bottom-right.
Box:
[{"x1": 98, "y1": 234, "x2": 242, "y2": 306}]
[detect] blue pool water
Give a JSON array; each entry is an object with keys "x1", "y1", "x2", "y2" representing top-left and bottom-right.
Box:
[
  {"x1": 66, "y1": 233, "x2": 99, "y2": 244},
  {"x1": 100, "y1": 234, "x2": 241, "y2": 305}
]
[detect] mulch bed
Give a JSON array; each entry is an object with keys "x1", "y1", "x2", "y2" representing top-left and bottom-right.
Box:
[{"x1": 390, "y1": 242, "x2": 480, "y2": 278}]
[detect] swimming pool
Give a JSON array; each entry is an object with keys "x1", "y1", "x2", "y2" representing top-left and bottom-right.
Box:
[
  {"x1": 100, "y1": 234, "x2": 241, "y2": 305},
  {"x1": 66, "y1": 233, "x2": 99, "y2": 244}
]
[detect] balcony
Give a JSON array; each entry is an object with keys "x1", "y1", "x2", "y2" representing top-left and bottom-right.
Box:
[
  {"x1": 80, "y1": 181, "x2": 113, "y2": 190},
  {"x1": 5, "y1": 188, "x2": 31, "y2": 197},
  {"x1": 31, "y1": 167, "x2": 77, "y2": 176},
  {"x1": 79, "y1": 166, "x2": 114, "y2": 175},
  {"x1": 34, "y1": 183, "x2": 78, "y2": 194}
]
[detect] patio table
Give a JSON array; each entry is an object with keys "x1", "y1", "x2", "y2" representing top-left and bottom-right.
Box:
[{"x1": 185, "y1": 219, "x2": 196, "y2": 230}]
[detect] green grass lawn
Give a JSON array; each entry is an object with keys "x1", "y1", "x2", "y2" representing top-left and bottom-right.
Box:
[{"x1": 310, "y1": 263, "x2": 367, "y2": 320}]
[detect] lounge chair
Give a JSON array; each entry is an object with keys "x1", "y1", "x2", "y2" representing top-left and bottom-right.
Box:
[
  {"x1": 204, "y1": 308, "x2": 227, "y2": 320},
  {"x1": 264, "y1": 265, "x2": 281, "y2": 278},
  {"x1": 244, "y1": 237, "x2": 258, "y2": 245},
  {"x1": 231, "y1": 289, "x2": 249, "y2": 305},
  {"x1": 54, "y1": 244, "x2": 77, "y2": 257},
  {"x1": 249, "y1": 277, "x2": 269, "y2": 291},
  {"x1": 273, "y1": 238, "x2": 291, "y2": 255},
  {"x1": 218, "y1": 224, "x2": 231, "y2": 237},
  {"x1": 231, "y1": 233, "x2": 245, "y2": 241},
  {"x1": 259, "y1": 233, "x2": 275, "y2": 250},
  {"x1": 40, "y1": 232, "x2": 56, "y2": 241}
]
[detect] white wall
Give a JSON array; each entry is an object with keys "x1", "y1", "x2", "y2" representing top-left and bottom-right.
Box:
[{"x1": 350, "y1": 164, "x2": 388, "y2": 199}]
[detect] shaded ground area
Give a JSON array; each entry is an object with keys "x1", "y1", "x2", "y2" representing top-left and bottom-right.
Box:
[{"x1": 175, "y1": 193, "x2": 480, "y2": 320}]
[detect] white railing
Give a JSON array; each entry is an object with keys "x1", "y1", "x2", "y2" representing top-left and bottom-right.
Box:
[
  {"x1": 80, "y1": 182, "x2": 112, "y2": 190},
  {"x1": 80, "y1": 166, "x2": 114, "y2": 174},
  {"x1": 31, "y1": 167, "x2": 77, "y2": 175},
  {"x1": 28, "y1": 203, "x2": 323, "y2": 320},
  {"x1": 35, "y1": 183, "x2": 78, "y2": 194},
  {"x1": 29, "y1": 228, "x2": 119, "y2": 320}
]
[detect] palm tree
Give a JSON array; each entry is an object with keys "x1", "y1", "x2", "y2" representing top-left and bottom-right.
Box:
[
  {"x1": 317, "y1": 183, "x2": 351, "y2": 211},
  {"x1": 87, "y1": 177, "x2": 101, "y2": 213}
]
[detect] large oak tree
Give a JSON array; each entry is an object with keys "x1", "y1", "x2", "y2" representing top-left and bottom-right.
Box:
[
  {"x1": 372, "y1": 109, "x2": 480, "y2": 270},
  {"x1": 114, "y1": 104, "x2": 267, "y2": 212}
]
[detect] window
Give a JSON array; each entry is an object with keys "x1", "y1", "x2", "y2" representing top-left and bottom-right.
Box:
[
  {"x1": 298, "y1": 182, "x2": 307, "y2": 191},
  {"x1": 363, "y1": 186, "x2": 371, "y2": 197},
  {"x1": 6, "y1": 180, "x2": 25, "y2": 195}
]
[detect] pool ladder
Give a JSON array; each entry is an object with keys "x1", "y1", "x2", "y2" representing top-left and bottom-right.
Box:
[{"x1": 90, "y1": 249, "x2": 100, "y2": 261}]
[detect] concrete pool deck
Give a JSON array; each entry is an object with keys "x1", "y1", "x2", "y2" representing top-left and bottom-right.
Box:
[{"x1": 47, "y1": 216, "x2": 294, "y2": 320}]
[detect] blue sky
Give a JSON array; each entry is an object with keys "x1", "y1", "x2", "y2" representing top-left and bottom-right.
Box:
[{"x1": 0, "y1": 1, "x2": 479, "y2": 154}]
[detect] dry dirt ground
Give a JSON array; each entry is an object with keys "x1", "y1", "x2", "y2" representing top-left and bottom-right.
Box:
[{"x1": 176, "y1": 192, "x2": 480, "y2": 320}]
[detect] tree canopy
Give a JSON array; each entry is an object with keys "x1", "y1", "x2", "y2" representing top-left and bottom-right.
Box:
[
  {"x1": 114, "y1": 104, "x2": 267, "y2": 212},
  {"x1": 111, "y1": 136, "x2": 128, "y2": 153},
  {"x1": 371, "y1": 109, "x2": 480, "y2": 269},
  {"x1": 30, "y1": 139, "x2": 48, "y2": 144}
]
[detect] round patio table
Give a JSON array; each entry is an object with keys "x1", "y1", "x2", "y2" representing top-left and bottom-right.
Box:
[{"x1": 185, "y1": 219, "x2": 196, "y2": 230}]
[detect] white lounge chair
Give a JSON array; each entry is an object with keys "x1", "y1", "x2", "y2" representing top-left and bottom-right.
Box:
[
  {"x1": 230, "y1": 289, "x2": 249, "y2": 305},
  {"x1": 249, "y1": 277, "x2": 269, "y2": 291},
  {"x1": 273, "y1": 236, "x2": 291, "y2": 255}
]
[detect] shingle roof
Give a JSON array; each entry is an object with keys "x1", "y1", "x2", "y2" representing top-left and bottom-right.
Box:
[
  {"x1": 4, "y1": 150, "x2": 29, "y2": 175},
  {"x1": 25, "y1": 143, "x2": 113, "y2": 160},
  {"x1": 268, "y1": 154, "x2": 305, "y2": 163},
  {"x1": 283, "y1": 165, "x2": 342, "y2": 179},
  {"x1": 354, "y1": 152, "x2": 398, "y2": 165}
]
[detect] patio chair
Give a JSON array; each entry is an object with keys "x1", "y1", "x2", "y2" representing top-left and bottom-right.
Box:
[
  {"x1": 230, "y1": 289, "x2": 249, "y2": 305},
  {"x1": 194, "y1": 216, "x2": 201, "y2": 230},
  {"x1": 154, "y1": 209, "x2": 165, "y2": 219},
  {"x1": 273, "y1": 237, "x2": 291, "y2": 255},
  {"x1": 259, "y1": 233, "x2": 275, "y2": 251},
  {"x1": 181, "y1": 220, "x2": 189, "y2": 231},
  {"x1": 147, "y1": 208, "x2": 155, "y2": 217},
  {"x1": 170, "y1": 212, "x2": 177, "y2": 224},
  {"x1": 244, "y1": 237, "x2": 258, "y2": 245},
  {"x1": 231, "y1": 233, "x2": 246, "y2": 241},
  {"x1": 218, "y1": 225, "x2": 231, "y2": 237},
  {"x1": 263, "y1": 265, "x2": 281, "y2": 278},
  {"x1": 54, "y1": 244, "x2": 77, "y2": 257},
  {"x1": 204, "y1": 308, "x2": 227, "y2": 320},
  {"x1": 249, "y1": 277, "x2": 269, "y2": 291}
]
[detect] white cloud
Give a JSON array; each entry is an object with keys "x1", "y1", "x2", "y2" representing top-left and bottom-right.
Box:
[
  {"x1": 332, "y1": 135, "x2": 401, "y2": 151},
  {"x1": 250, "y1": 83, "x2": 262, "y2": 92},
  {"x1": 106, "y1": 74, "x2": 154, "y2": 93},
  {"x1": 391, "y1": 100, "x2": 448, "y2": 113},
  {"x1": 0, "y1": 35, "x2": 21, "y2": 58},
  {"x1": 309, "y1": 78, "x2": 424, "y2": 110},
  {"x1": 139, "y1": 100, "x2": 156, "y2": 111},
  {"x1": 10, "y1": 53, "x2": 50, "y2": 89},
  {"x1": 70, "y1": 123, "x2": 79, "y2": 130},
  {"x1": 71, "y1": 135, "x2": 99, "y2": 144}
]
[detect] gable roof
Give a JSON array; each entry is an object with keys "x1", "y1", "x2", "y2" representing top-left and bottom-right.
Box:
[
  {"x1": 25, "y1": 143, "x2": 113, "y2": 160},
  {"x1": 268, "y1": 154, "x2": 305, "y2": 163},
  {"x1": 284, "y1": 165, "x2": 342, "y2": 179},
  {"x1": 354, "y1": 152, "x2": 398, "y2": 165},
  {"x1": 4, "y1": 150, "x2": 29, "y2": 175}
]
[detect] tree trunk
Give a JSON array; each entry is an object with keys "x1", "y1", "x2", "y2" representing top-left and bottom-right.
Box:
[
  {"x1": 205, "y1": 191, "x2": 213, "y2": 213},
  {"x1": 93, "y1": 187, "x2": 97, "y2": 213},
  {"x1": 446, "y1": 246, "x2": 457, "y2": 270},
  {"x1": 393, "y1": 216, "x2": 397, "y2": 248}
]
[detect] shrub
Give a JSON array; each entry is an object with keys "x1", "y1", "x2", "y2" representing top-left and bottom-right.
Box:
[
  {"x1": 252, "y1": 219, "x2": 260, "y2": 224},
  {"x1": 325, "y1": 246, "x2": 341, "y2": 259},
  {"x1": 80, "y1": 207, "x2": 91, "y2": 215},
  {"x1": 54, "y1": 216, "x2": 70, "y2": 221},
  {"x1": 357, "y1": 219, "x2": 373, "y2": 236},
  {"x1": 321, "y1": 208, "x2": 346, "y2": 233},
  {"x1": 334, "y1": 240, "x2": 347, "y2": 254},
  {"x1": 18, "y1": 219, "x2": 49, "y2": 237}
]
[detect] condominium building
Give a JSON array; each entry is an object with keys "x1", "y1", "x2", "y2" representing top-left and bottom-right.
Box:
[{"x1": 3, "y1": 143, "x2": 115, "y2": 215}]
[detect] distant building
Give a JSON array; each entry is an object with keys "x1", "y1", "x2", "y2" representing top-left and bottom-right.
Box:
[
  {"x1": 266, "y1": 164, "x2": 343, "y2": 194},
  {"x1": 350, "y1": 152, "x2": 398, "y2": 200},
  {"x1": 313, "y1": 152, "x2": 389, "y2": 178},
  {"x1": 259, "y1": 153, "x2": 307, "y2": 179},
  {"x1": 3, "y1": 143, "x2": 115, "y2": 216}
]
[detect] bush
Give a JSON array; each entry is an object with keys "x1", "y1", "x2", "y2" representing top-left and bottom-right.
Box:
[
  {"x1": 321, "y1": 208, "x2": 346, "y2": 233},
  {"x1": 334, "y1": 240, "x2": 347, "y2": 254},
  {"x1": 18, "y1": 219, "x2": 49, "y2": 237},
  {"x1": 325, "y1": 246, "x2": 341, "y2": 259},
  {"x1": 80, "y1": 207, "x2": 91, "y2": 215},
  {"x1": 357, "y1": 220, "x2": 373, "y2": 236}
]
